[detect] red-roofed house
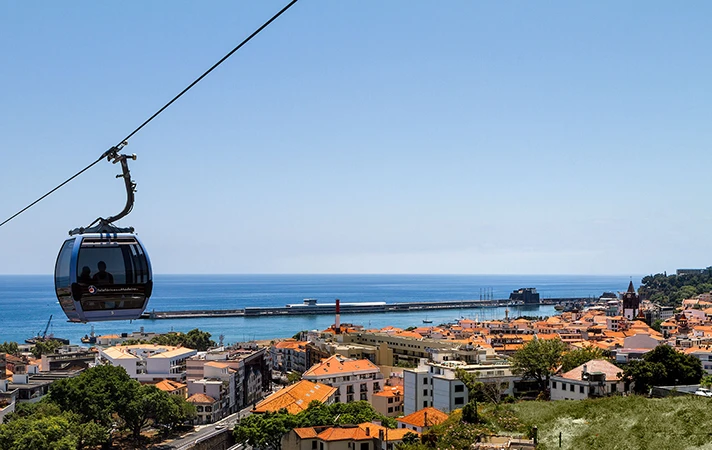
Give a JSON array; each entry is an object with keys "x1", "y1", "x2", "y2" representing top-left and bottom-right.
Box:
[
  {"x1": 303, "y1": 355, "x2": 384, "y2": 403},
  {"x1": 549, "y1": 359, "x2": 626, "y2": 400},
  {"x1": 371, "y1": 385, "x2": 403, "y2": 417},
  {"x1": 396, "y1": 407, "x2": 448, "y2": 433},
  {"x1": 187, "y1": 393, "x2": 219, "y2": 424}
]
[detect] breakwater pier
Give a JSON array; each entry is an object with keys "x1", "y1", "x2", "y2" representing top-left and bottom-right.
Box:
[{"x1": 140, "y1": 297, "x2": 589, "y2": 320}]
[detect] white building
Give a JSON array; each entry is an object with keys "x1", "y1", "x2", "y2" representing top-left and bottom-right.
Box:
[
  {"x1": 403, "y1": 360, "x2": 515, "y2": 415},
  {"x1": 549, "y1": 359, "x2": 626, "y2": 401},
  {"x1": 302, "y1": 355, "x2": 383, "y2": 403},
  {"x1": 100, "y1": 344, "x2": 196, "y2": 382}
]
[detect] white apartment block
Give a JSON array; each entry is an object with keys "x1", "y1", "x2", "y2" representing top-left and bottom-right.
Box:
[
  {"x1": 100, "y1": 344, "x2": 197, "y2": 382},
  {"x1": 302, "y1": 355, "x2": 383, "y2": 403},
  {"x1": 403, "y1": 360, "x2": 515, "y2": 415}
]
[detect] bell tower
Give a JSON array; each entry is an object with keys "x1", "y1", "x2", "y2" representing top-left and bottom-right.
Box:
[{"x1": 622, "y1": 280, "x2": 640, "y2": 320}]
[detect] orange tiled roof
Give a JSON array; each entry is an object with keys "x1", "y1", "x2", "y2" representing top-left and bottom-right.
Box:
[
  {"x1": 535, "y1": 334, "x2": 562, "y2": 340},
  {"x1": 187, "y1": 393, "x2": 216, "y2": 404},
  {"x1": 253, "y1": 380, "x2": 336, "y2": 414},
  {"x1": 397, "y1": 407, "x2": 448, "y2": 428},
  {"x1": 317, "y1": 427, "x2": 372, "y2": 441},
  {"x1": 373, "y1": 386, "x2": 403, "y2": 398},
  {"x1": 396, "y1": 331, "x2": 424, "y2": 340},
  {"x1": 276, "y1": 340, "x2": 306, "y2": 350},
  {"x1": 383, "y1": 428, "x2": 421, "y2": 441},
  {"x1": 155, "y1": 379, "x2": 186, "y2": 392},
  {"x1": 294, "y1": 427, "x2": 319, "y2": 439},
  {"x1": 560, "y1": 359, "x2": 622, "y2": 382},
  {"x1": 358, "y1": 422, "x2": 386, "y2": 436},
  {"x1": 303, "y1": 355, "x2": 379, "y2": 378}
]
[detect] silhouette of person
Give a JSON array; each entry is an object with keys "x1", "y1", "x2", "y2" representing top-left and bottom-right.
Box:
[
  {"x1": 92, "y1": 261, "x2": 114, "y2": 285},
  {"x1": 78, "y1": 266, "x2": 92, "y2": 284}
]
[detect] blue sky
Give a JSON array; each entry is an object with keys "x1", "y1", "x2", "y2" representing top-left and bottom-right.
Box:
[{"x1": 2, "y1": 1, "x2": 711, "y2": 275}]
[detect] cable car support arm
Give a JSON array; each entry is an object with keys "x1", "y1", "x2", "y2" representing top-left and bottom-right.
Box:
[{"x1": 69, "y1": 146, "x2": 137, "y2": 236}]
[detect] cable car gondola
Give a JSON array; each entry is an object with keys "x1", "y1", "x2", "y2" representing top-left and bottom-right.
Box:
[{"x1": 54, "y1": 149, "x2": 153, "y2": 322}]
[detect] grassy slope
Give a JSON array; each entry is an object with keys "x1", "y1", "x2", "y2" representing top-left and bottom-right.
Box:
[{"x1": 511, "y1": 395, "x2": 712, "y2": 450}]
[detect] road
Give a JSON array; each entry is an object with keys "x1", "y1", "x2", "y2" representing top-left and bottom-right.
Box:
[{"x1": 157, "y1": 404, "x2": 255, "y2": 450}]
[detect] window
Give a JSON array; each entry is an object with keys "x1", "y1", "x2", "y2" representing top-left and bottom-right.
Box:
[
  {"x1": 579, "y1": 386, "x2": 584, "y2": 394},
  {"x1": 561, "y1": 383, "x2": 566, "y2": 390},
  {"x1": 423, "y1": 389, "x2": 428, "y2": 396},
  {"x1": 552, "y1": 381, "x2": 557, "y2": 389},
  {"x1": 611, "y1": 383, "x2": 617, "y2": 393},
  {"x1": 570, "y1": 384, "x2": 574, "y2": 392},
  {"x1": 388, "y1": 398, "x2": 393, "y2": 404},
  {"x1": 423, "y1": 400, "x2": 428, "y2": 408},
  {"x1": 455, "y1": 384, "x2": 464, "y2": 393},
  {"x1": 320, "y1": 443, "x2": 324, "y2": 450},
  {"x1": 360, "y1": 443, "x2": 369, "y2": 450},
  {"x1": 388, "y1": 407, "x2": 393, "y2": 413},
  {"x1": 312, "y1": 441, "x2": 317, "y2": 450},
  {"x1": 454, "y1": 397, "x2": 464, "y2": 405}
]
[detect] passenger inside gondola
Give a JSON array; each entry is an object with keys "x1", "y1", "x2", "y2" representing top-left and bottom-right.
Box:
[
  {"x1": 92, "y1": 261, "x2": 114, "y2": 285},
  {"x1": 78, "y1": 266, "x2": 92, "y2": 284}
]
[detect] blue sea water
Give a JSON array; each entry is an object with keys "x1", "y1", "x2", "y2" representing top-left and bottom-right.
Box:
[{"x1": 0, "y1": 274, "x2": 634, "y2": 346}]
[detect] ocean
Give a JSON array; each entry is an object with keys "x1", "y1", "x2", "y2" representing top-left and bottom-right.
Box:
[{"x1": 0, "y1": 274, "x2": 633, "y2": 346}]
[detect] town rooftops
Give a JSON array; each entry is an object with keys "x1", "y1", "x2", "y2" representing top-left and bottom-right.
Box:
[
  {"x1": 294, "y1": 427, "x2": 319, "y2": 439},
  {"x1": 101, "y1": 344, "x2": 196, "y2": 360},
  {"x1": 253, "y1": 380, "x2": 336, "y2": 414},
  {"x1": 275, "y1": 340, "x2": 306, "y2": 350},
  {"x1": 154, "y1": 379, "x2": 186, "y2": 392},
  {"x1": 373, "y1": 386, "x2": 403, "y2": 398},
  {"x1": 187, "y1": 393, "x2": 216, "y2": 404},
  {"x1": 303, "y1": 355, "x2": 379, "y2": 378},
  {"x1": 397, "y1": 407, "x2": 448, "y2": 428},
  {"x1": 317, "y1": 426, "x2": 373, "y2": 441},
  {"x1": 560, "y1": 359, "x2": 622, "y2": 382}
]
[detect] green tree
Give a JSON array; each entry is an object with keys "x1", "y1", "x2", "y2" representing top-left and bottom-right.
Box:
[
  {"x1": 165, "y1": 394, "x2": 197, "y2": 430},
  {"x1": 510, "y1": 338, "x2": 567, "y2": 392},
  {"x1": 286, "y1": 371, "x2": 302, "y2": 384},
  {"x1": 48, "y1": 364, "x2": 139, "y2": 428},
  {"x1": 30, "y1": 339, "x2": 63, "y2": 358},
  {"x1": 622, "y1": 345, "x2": 703, "y2": 394},
  {"x1": 183, "y1": 328, "x2": 216, "y2": 351},
  {"x1": 150, "y1": 328, "x2": 216, "y2": 351},
  {"x1": 0, "y1": 341, "x2": 20, "y2": 356},
  {"x1": 651, "y1": 319, "x2": 663, "y2": 333},
  {"x1": 235, "y1": 410, "x2": 298, "y2": 450},
  {"x1": 119, "y1": 384, "x2": 177, "y2": 440},
  {"x1": 235, "y1": 401, "x2": 396, "y2": 450},
  {"x1": 0, "y1": 405, "x2": 107, "y2": 450},
  {"x1": 560, "y1": 346, "x2": 606, "y2": 373}
]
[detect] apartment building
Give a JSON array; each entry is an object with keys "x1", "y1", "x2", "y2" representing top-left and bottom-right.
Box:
[
  {"x1": 100, "y1": 344, "x2": 196, "y2": 382},
  {"x1": 272, "y1": 340, "x2": 309, "y2": 373},
  {"x1": 371, "y1": 385, "x2": 403, "y2": 417},
  {"x1": 302, "y1": 355, "x2": 383, "y2": 403},
  {"x1": 186, "y1": 346, "x2": 270, "y2": 409},
  {"x1": 403, "y1": 360, "x2": 515, "y2": 415}
]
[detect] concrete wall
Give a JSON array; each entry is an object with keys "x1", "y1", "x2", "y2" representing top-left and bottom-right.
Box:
[{"x1": 190, "y1": 429, "x2": 235, "y2": 450}]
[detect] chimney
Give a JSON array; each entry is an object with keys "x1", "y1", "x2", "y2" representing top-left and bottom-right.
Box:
[
  {"x1": 365, "y1": 427, "x2": 370, "y2": 436},
  {"x1": 424, "y1": 411, "x2": 428, "y2": 427},
  {"x1": 335, "y1": 299, "x2": 341, "y2": 334}
]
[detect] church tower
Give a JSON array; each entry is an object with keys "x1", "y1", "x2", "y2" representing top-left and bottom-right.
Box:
[{"x1": 622, "y1": 280, "x2": 640, "y2": 320}]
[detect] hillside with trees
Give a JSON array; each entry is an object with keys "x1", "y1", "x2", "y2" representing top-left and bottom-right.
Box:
[{"x1": 639, "y1": 267, "x2": 712, "y2": 306}]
